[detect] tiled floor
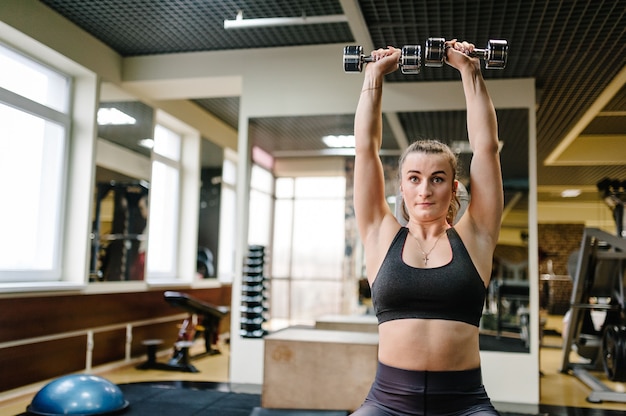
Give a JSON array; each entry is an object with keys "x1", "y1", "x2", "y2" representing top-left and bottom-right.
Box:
[{"x1": 2, "y1": 316, "x2": 625, "y2": 415}]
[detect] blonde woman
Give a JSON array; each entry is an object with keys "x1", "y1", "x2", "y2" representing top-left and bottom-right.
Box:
[{"x1": 351, "y1": 40, "x2": 503, "y2": 416}]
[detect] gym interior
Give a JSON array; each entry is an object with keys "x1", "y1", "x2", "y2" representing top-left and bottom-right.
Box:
[{"x1": 0, "y1": 1, "x2": 625, "y2": 415}]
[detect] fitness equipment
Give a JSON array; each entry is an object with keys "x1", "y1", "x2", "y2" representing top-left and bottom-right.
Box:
[
  {"x1": 197, "y1": 246, "x2": 215, "y2": 278},
  {"x1": 137, "y1": 291, "x2": 229, "y2": 373},
  {"x1": 597, "y1": 177, "x2": 626, "y2": 238},
  {"x1": 90, "y1": 181, "x2": 149, "y2": 282},
  {"x1": 424, "y1": 38, "x2": 508, "y2": 69},
  {"x1": 28, "y1": 374, "x2": 128, "y2": 416},
  {"x1": 165, "y1": 291, "x2": 229, "y2": 364},
  {"x1": 602, "y1": 325, "x2": 626, "y2": 381},
  {"x1": 560, "y1": 228, "x2": 626, "y2": 403},
  {"x1": 343, "y1": 45, "x2": 421, "y2": 74},
  {"x1": 240, "y1": 245, "x2": 269, "y2": 338},
  {"x1": 495, "y1": 279, "x2": 530, "y2": 347}
]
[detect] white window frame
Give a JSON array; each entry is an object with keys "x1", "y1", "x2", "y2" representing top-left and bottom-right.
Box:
[{"x1": 0, "y1": 42, "x2": 72, "y2": 283}]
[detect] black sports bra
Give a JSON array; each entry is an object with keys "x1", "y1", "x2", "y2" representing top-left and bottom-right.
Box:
[{"x1": 371, "y1": 227, "x2": 486, "y2": 327}]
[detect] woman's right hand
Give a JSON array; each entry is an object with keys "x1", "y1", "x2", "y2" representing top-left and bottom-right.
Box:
[
  {"x1": 365, "y1": 46, "x2": 402, "y2": 77},
  {"x1": 444, "y1": 39, "x2": 481, "y2": 72}
]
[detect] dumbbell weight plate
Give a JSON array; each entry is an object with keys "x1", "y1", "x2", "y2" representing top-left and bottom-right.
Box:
[
  {"x1": 400, "y1": 45, "x2": 421, "y2": 74},
  {"x1": 485, "y1": 39, "x2": 508, "y2": 69},
  {"x1": 424, "y1": 37, "x2": 445, "y2": 67},
  {"x1": 344, "y1": 45, "x2": 364, "y2": 72}
]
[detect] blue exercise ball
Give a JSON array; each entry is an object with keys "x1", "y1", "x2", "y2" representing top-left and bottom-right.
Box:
[{"x1": 27, "y1": 374, "x2": 129, "y2": 415}]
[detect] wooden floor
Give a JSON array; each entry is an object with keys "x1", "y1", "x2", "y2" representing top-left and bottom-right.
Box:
[
  {"x1": 2, "y1": 316, "x2": 625, "y2": 415},
  {"x1": 538, "y1": 315, "x2": 625, "y2": 412}
]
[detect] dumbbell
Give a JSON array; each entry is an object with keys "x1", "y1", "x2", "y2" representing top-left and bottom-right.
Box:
[
  {"x1": 424, "y1": 38, "x2": 508, "y2": 69},
  {"x1": 343, "y1": 45, "x2": 421, "y2": 74}
]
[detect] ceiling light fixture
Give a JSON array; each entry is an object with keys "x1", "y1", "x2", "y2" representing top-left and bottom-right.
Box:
[
  {"x1": 138, "y1": 138, "x2": 154, "y2": 149},
  {"x1": 97, "y1": 107, "x2": 136, "y2": 125},
  {"x1": 561, "y1": 189, "x2": 582, "y2": 198},
  {"x1": 322, "y1": 134, "x2": 355, "y2": 148},
  {"x1": 451, "y1": 140, "x2": 504, "y2": 153},
  {"x1": 224, "y1": 10, "x2": 347, "y2": 29}
]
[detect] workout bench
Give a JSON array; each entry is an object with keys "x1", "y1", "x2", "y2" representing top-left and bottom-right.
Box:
[{"x1": 137, "y1": 291, "x2": 230, "y2": 372}]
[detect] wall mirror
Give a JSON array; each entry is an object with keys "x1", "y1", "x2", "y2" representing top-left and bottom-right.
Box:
[
  {"x1": 388, "y1": 108, "x2": 531, "y2": 353},
  {"x1": 89, "y1": 100, "x2": 154, "y2": 282},
  {"x1": 484, "y1": 108, "x2": 530, "y2": 353},
  {"x1": 196, "y1": 138, "x2": 224, "y2": 279},
  {"x1": 246, "y1": 107, "x2": 530, "y2": 352}
]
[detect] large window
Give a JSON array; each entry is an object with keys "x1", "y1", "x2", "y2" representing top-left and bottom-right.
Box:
[
  {"x1": 146, "y1": 124, "x2": 181, "y2": 280},
  {"x1": 216, "y1": 160, "x2": 273, "y2": 283},
  {"x1": 249, "y1": 164, "x2": 274, "y2": 247},
  {"x1": 0, "y1": 43, "x2": 70, "y2": 282},
  {"x1": 271, "y1": 176, "x2": 346, "y2": 325}
]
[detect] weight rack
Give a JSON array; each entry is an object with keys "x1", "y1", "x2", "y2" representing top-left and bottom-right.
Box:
[{"x1": 240, "y1": 245, "x2": 269, "y2": 338}]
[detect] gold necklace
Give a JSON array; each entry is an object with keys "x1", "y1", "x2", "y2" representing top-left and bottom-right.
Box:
[{"x1": 409, "y1": 228, "x2": 447, "y2": 266}]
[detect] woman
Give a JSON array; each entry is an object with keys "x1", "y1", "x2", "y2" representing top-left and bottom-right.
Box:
[{"x1": 352, "y1": 41, "x2": 503, "y2": 416}]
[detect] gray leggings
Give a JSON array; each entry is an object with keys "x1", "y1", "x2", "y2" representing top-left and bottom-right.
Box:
[{"x1": 351, "y1": 362, "x2": 500, "y2": 416}]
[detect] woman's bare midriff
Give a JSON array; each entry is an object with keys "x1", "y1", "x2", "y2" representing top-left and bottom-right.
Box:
[{"x1": 377, "y1": 318, "x2": 481, "y2": 371}]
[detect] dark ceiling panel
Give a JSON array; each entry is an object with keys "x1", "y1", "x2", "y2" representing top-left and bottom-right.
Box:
[
  {"x1": 194, "y1": 97, "x2": 240, "y2": 130},
  {"x1": 39, "y1": 0, "x2": 626, "y2": 192},
  {"x1": 39, "y1": 0, "x2": 353, "y2": 56}
]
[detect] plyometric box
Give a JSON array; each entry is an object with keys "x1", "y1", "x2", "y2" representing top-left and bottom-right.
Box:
[
  {"x1": 262, "y1": 328, "x2": 378, "y2": 412},
  {"x1": 314, "y1": 314, "x2": 378, "y2": 333}
]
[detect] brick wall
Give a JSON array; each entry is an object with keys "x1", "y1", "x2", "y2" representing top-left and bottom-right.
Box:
[
  {"x1": 538, "y1": 223, "x2": 585, "y2": 275},
  {"x1": 538, "y1": 223, "x2": 584, "y2": 315}
]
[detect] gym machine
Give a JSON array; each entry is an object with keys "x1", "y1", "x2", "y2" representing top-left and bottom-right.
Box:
[
  {"x1": 560, "y1": 228, "x2": 626, "y2": 403},
  {"x1": 343, "y1": 38, "x2": 508, "y2": 73},
  {"x1": 597, "y1": 177, "x2": 626, "y2": 238},
  {"x1": 560, "y1": 178, "x2": 626, "y2": 403}
]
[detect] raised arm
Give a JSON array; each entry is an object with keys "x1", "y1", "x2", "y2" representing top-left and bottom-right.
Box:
[
  {"x1": 446, "y1": 41, "x2": 504, "y2": 264},
  {"x1": 353, "y1": 47, "x2": 401, "y2": 247}
]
